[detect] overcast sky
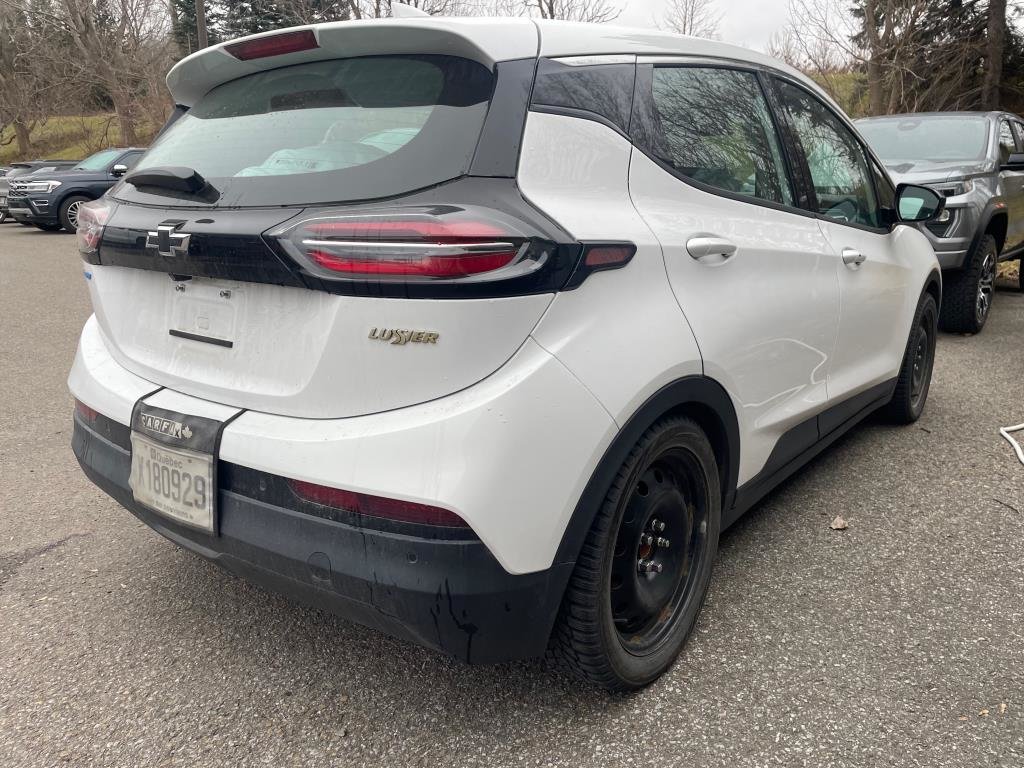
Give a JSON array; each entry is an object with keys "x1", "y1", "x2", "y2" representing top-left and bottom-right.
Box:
[{"x1": 615, "y1": 0, "x2": 793, "y2": 52}]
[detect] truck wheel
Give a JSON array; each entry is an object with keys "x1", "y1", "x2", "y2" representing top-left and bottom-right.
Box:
[
  {"x1": 939, "y1": 234, "x2": 998, "y2": 334},
  {"x1": 59, "y1": 195, "x2": 90, "y2": 233},
  {"x1": 548, "y1": 416, "x2": 720, "y2": 692},
  {"x1": 885, "y1": 292, "x2": 937, "y2": 424}
]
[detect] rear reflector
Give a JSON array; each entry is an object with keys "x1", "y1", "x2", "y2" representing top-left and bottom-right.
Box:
[
  {"x1": 288, "y1": 480, "x2": 470, "y2": 528},
  {"x1": 225, "y1": 29, "x2": 318, "y2": 60},
  {"x1": 584, "y1": 244, "x2": 635, "y2": 268},
  {"x1": 75, "y1": 399, "x2": 98, "y2": 423}
]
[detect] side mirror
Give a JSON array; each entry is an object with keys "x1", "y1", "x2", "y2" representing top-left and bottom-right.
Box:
[
  {"x1": 111, "y1": 164, "x2": 128, "y2": 178},
  {"x1": 895, "y1": 184, "x2": 945, "y2": 223},
  {"x1": 1002, "y1": 152, "x2": 1024, "y2": 170}
]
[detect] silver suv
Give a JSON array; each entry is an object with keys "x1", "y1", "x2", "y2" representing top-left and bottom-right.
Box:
[{"x1": 858, "y1": 111, "x2": 1024, "y2": 333}]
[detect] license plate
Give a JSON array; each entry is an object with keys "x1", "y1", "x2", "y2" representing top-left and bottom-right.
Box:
[{"x1": 129, "y1": 433, "x2": 215, "y2": 532}]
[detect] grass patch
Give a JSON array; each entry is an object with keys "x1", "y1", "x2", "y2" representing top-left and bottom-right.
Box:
[{"x1": 0, "y1": 114, "x2": 157, "y2": 165}]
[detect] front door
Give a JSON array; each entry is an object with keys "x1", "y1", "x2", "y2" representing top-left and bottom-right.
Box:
[{"x1": 772, "y1": 78, "x2": 916, "y2": 413}]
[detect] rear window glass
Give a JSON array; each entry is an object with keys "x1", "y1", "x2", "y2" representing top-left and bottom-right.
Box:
[{"x1": 119, "y1": 55, "x2": 494, "y2": 208}]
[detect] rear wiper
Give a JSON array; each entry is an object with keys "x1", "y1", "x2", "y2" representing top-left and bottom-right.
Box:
[{"x1": 124, "y1": 166, "x2": 210, "y2": 195}]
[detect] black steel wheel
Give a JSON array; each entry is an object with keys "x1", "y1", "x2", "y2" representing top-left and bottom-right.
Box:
[{"x1": 549, "y1": 416, "x2": 720, "y2": 691}]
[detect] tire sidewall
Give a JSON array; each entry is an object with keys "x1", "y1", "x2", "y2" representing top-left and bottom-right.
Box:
[{"x1": 596, "y1": 421, "x2": 721, "y2": 688}]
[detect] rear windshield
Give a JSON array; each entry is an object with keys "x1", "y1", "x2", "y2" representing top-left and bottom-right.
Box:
[
  {"x1": 858, "y1": 116, "x2": 990, "y2": 163},
  {"x1": 119, "y1": 55, "x2": 494, "y2": 208}
]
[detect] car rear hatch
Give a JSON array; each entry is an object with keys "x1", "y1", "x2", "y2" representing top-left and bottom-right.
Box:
[{"x1": 84, "y1": 20, "x2": 583, "y2": 420}]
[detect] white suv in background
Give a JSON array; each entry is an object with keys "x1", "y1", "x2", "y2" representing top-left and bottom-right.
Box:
[{"x1": 69, "y1": 18, "x2": 944, "y2": 691}]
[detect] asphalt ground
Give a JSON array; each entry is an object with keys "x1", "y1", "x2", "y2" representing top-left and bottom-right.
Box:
[{"x1": 1, "y1": 221, "x2": 1022, "y2": 767}]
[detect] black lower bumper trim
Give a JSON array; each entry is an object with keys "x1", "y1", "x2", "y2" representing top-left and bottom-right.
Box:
[{"x1": 72, "y1": 416, "x2": 571, "y2": 664}]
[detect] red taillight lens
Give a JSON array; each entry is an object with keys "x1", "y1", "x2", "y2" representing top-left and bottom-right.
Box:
[
  {"x1": 288, "y1": 480, "x2": 469, "y2": 528},
  {"x1": 76, "y1": 198, "x2": 115, "y2": 256},
  {"x1": 75, "y1": 399, "x2": 98, "y2": 423},
  {"x1": 225, "y1": 29, "x2": 319, "y2": 60},
  {"x1": 272, "y1": 210, "x2": 539, "y2": 282}
]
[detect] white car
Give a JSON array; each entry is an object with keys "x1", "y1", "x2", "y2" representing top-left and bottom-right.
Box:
[{"x1": 69, "y1": 17, "x2": 944, "y2": 690}]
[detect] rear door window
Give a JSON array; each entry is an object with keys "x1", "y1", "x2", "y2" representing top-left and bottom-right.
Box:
[
  {"x1": 639, "y1": 66, "x2": 794, "y2": 206},
  {"x1": 119, "y1": 55, "x2": 494, "y2": 208}
]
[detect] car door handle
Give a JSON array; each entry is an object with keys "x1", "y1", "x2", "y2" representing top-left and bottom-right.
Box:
[
  {"x1": 687, "y1": 236, "x2": 737, "y2": 263},
  {"x1": 842, "y1": 248, "x2": 866, "y2": 268}
]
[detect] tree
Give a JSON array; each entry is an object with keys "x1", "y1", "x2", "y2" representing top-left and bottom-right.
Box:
[
  {"x1": 983, "y1": 0, "x2": 1007, "y2": 108},
  {"x1": 661, "y1": 0, "x2": 721, "y2": 39},
  {"x1": 529, "y1": 0, "x2": 618, "y2": 23}
]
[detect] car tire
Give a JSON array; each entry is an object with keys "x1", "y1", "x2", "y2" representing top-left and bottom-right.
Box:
[
  {"x1": 548, "y1": 416, "x2": 720, "y2": 692},
  {"x1": 939, "y1": 234, "x2": 998, "y2": 334},
  {"x1": 34, "y1": 223, "x2": 62, "y2": 232},
  {"x1": 884, "y1": 292, "x2": 938, "y2": 424},
  {"x1": 59, "y1": 195, "x2": 91, "y2": 233}
]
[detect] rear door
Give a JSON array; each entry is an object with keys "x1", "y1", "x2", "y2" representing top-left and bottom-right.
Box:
[
  {"x1": 772, "y1": 77, "x2": 914, "y2": 409},
  {"x1": 628, "y1": 62, "x2": 841, "y2": 482}
]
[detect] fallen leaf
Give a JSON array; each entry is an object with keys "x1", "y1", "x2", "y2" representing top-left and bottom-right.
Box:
[
  {"x1": 979, "y1": 709, "x2": 989, "y2": 717},
  {"x1": 959, "y1": 716, "x2": 969, "y2": 721},
  {"x1": 1000, "y1": 703, "x2": 1008, "y2": 714},
  {"x1": 830, "y1": 516, "x2": 849, "y2": 531}
]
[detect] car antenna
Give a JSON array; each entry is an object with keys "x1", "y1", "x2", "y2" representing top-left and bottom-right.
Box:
[{"x1": 391, "y1": 2, "x2": 430, "y2": 17}]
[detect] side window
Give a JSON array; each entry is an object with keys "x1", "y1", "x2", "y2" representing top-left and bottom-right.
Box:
[
  {"x1": 776, "y1": 80, "x2": 880, "y2": 228},
  {"x1": 120, "y1": 152, "x2": 143, "y2": 171},
  {"x1": 999, "y1": 120, "x2": 1018, "y2": 163},
  {"x1": 644, "y1": 66, "x2": 794, "y2": 206},
  {"x1": 870, "y1": 158, "x2": 895, "y2": 213}
]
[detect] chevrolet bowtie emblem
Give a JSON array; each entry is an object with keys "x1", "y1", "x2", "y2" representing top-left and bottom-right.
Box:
[{"x1": 146, "y1": 220, "x2": 191, "y2": 257}]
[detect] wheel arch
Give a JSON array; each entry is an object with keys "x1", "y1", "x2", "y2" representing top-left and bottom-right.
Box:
[
  {"x1": 553, "y1": 375, "x2": 739, "y2": 567},
  {"x1": 924, "y1": 267, "x2": 942, "y2": 310}
]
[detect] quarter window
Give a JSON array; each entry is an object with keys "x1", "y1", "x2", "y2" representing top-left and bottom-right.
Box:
[
  {"x1": 646, "y1": 67, "x2": 794, "y2": 206},
  {"x1": 777, "y1": 81, "x2": 881, "y2": 228}
]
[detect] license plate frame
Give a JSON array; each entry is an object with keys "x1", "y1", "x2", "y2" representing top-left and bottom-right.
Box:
[
  {"x1": 129, "y1": 403, "x2": 229, "y2": 534},
  {"x1": 129, "y1": 433, "x2": 216, "y2": 532}
]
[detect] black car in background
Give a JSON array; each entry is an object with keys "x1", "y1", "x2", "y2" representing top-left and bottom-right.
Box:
[
  {"x1": 7, "y1": 148, "x2": 144, "y2": 232},
  {"x1": 0, "y1": 160, "x2": 79, "y2": 224}
]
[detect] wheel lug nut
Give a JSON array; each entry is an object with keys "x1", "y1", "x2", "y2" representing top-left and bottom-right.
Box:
[
  {"x1": 656, "y1": 537, "x2": 670, "y2": 548},
  {"x1": 640, "y1": 533, "x2": 654, "y2": 546},
  {"x1": 638, "y1": 560, "x2": 663, "y2": 574},
  {"x1": 650, "y1": 519, "x2": 666, "y2": 532}
]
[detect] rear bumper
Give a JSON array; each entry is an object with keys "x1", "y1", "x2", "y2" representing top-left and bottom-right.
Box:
[{"x1": 73, "y1": 413, "x2": 573, "y2": 664}]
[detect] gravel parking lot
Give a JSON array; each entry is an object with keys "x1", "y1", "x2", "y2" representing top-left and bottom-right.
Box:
[{"x1": 1, "y1": 222, "x2": 1022, "y2": 767}]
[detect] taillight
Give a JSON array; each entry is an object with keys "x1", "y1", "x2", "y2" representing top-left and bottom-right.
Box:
[
  {"x1": 288, "y1": 480, "x2": 469, "y2": 528},
  {"x1": 270, "y1": 208, "x2": 548, "y2": 283},
  {"x1": 76, "y1": 198, "x2": 116, "y2": 256},
  {"x1": 224, "y1": 29, "x2": 319, "y2": 60}
]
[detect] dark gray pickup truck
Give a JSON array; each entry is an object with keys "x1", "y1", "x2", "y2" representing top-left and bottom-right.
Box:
[{"x1": 858, "y1": 111, "x2": 1024, "y2": 334}]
